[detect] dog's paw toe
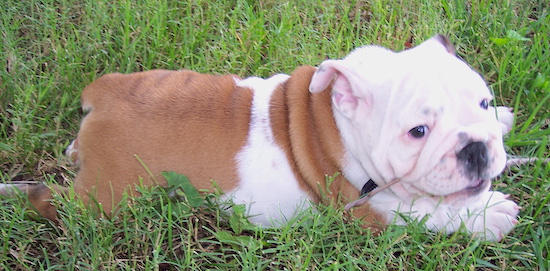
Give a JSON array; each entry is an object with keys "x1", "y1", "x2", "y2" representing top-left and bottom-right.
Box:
[
  {"x1": 466, "y1": 192, "x2": 520, "y2": 241},
  {"x1": 481, "y1": 207, "x2": 518, "y2": 241}
]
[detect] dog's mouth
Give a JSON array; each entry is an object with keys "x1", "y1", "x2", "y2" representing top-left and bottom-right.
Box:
[
  {"x1": 426, "y1": 178, "x2": 490, "y2": 203},
  {"x1": 463, "y1": 179, "x2": 488, "y2": 194},
  {"x1": 406, "y1": 178, "x2": 489, "y2": 201}
]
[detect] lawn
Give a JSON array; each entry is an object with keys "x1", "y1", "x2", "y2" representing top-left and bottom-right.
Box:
[{"x1": 1, "y1": 0, "x2": 549, "y2": 270}]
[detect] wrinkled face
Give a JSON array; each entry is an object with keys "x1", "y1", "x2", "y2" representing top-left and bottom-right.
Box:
[
  {"x1": 309, "y1": 36, "x2": 511, "y2": 205},
  {"x1": 378, "y1": 59, "x2": 509, "y2": 204}
]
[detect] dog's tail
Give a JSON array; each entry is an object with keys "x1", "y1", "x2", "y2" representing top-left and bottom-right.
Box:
[
  {"x1": 0, "y1": 139, "x2": 79, "y2": 221},
  {"x1": 0, "y1": 182, "x2": 68, "y2": 221}
]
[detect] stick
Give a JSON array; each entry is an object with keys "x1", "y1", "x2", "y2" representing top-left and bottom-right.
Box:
[{"x1": 506, "y1": 157, "x2": 549, "y2": 167}]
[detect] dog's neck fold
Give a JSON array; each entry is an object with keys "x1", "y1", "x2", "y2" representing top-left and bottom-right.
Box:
[{"x1": 269, "y1": 65, "x2": 365, "y2": 203}]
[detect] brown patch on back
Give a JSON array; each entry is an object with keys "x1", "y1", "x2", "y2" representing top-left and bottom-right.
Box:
[{"x1": 74, "y1": 70, "x2": 252, "y2": 215}]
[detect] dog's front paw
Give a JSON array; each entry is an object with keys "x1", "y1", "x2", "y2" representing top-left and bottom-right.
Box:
[
  {"x1": 465, "y1": 191, "x2": 519, "y2": 241},
  {"x1": 494, "y1": 106, "x2": 514, "y2": 134}
]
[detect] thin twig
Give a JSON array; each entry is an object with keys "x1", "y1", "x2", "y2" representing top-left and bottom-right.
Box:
[{"x1": 506, "y1": 157, "x2": 549, "y2": 167}]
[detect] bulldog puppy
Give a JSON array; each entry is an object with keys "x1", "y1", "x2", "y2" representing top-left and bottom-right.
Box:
[{"x1": 1, "y1": 35, "x2": 519, "y2": 241}]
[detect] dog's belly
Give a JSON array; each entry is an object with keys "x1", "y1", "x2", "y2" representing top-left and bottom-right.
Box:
[{"x1": 223, "y1": 75, "x2": 312, "y2": 226}]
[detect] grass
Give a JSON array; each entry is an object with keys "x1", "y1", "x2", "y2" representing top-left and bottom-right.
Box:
[{"x1": 0, "y1": 0, "x2": 549, "y2": 269}]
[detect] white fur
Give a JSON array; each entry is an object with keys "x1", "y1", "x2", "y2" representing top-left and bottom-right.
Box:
[
  {"x1": 225, "y1": 74, "x2": 312, "y2": 227},
  {"x1": 310, "y1": 36, "x2": 519, "y2": 241}
]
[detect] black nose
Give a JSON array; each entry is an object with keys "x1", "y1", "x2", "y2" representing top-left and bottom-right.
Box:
[{"x1": 457, "y1": 142, "x2": 489, "y2": 179}]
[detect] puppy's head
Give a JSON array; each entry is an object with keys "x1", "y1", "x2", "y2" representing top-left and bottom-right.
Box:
[{"x1": 310, "y1": 35, "x2": 512, "y2": 204}]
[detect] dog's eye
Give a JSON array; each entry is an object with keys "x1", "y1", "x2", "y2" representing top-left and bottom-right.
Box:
[
  {"x1": 409, "y1": 125, "x2": 428, "y2": 139},
  {"x1": 480, "y1": 99, "x2": 489, "y2": 110}
]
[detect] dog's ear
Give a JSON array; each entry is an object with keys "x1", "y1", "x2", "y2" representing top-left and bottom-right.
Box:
[
  {"x1": 309, "y1": 60, "x2": 366, "y2": 118},
  {"x1": 413, "y1": 35, "x2": 456, "y2": 56},
  {"x1": 433, "y1": 34, "x2": 456, "y2": 54}
]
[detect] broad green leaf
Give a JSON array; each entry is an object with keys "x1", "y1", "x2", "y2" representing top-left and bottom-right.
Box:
[
  {"x1": 162, "y1": 171, "x2": 204, "y2": 208},
  {"x1": 506, "y1": 30, "x2": 530, "y2": 41},
  {"x1": 490, "y1": 37, "x2": 509, "y2": 45}
]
